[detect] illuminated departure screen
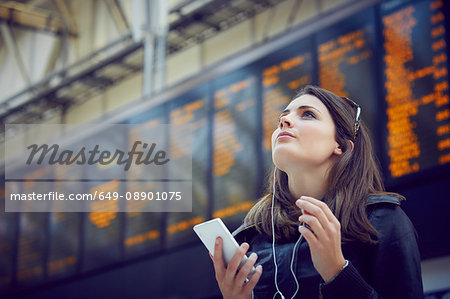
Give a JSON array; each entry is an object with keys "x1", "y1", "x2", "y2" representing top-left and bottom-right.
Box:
[
  {"x1": 260, "y1": 38, "x2": 314, "y2": 175},
  {"x1": 317, "y1": 7, "x2": 378, "y2": 134},
  {"x1": 82, "y1": 179, "x2": 122, "y2": 271},
  {"x1": 212, "y1": 70, "x2": 258, "y2": 226},
  {"x1": 166, "y1": 87, "x2": 209, "y2": 248},
  {"x1": 16, "y1": 166, "x2": 52, "y2": 285},
  {"x1": 43, "y1": 165, "x2": 83, "y2": 278},
  {"x1": 0, "y1": 179, "x2": 15, "y2": 291},
  {"x1": 47, "y1": 212, "x2": 79, "y2": 279},
  {"x1": 16, "y1": 211, "x2": 46, "y2": 285},
  {"x1": 124, "y1": 105, "x2": 166, "y2": 257},
  {"x1": 81, "y1": 129, "x2": 124, "y2": 271},
  {"x1": 48, "y1": 166, "x2": 81, "y2": 279},
  {"x1": 381, "y1": 0, "x2": 450, "y2": 179}
]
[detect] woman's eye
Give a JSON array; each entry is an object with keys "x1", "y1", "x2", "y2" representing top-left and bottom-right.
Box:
[{"x1": 302, "y1": 111, "x2": 316, "y2": 118}]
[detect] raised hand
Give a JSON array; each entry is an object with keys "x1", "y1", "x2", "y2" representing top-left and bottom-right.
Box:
[{"x1": 296, "y1": 196, "x2": 346, "y2": 283}]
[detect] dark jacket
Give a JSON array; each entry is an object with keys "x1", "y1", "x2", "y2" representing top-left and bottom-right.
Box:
[{"x1": 232, "y1": 195, "x2": 423, "y2": 299}]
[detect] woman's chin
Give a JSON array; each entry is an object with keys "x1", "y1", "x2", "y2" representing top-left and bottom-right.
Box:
[{"x1": 272, "y1": 149, "x2": 296, "y2": 171}]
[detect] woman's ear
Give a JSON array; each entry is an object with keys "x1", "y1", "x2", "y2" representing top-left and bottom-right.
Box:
[
  {"x1": 334, "y1": 143, "x2": 343, "y2": 156},
  {"x1": 334, "y1": 140, "x2": 354, "y2": 156},
  {"x1": 348, "y1": 140, "x2": 354, "y2": 152}
]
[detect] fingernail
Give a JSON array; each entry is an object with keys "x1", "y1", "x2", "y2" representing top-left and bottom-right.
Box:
[
  {"x1": 216, "y1": 238, "x2": 220, "y2": 245},
  {"x1": 241, "y1": 242, "x2": 249, "y2": 250},
  {"x1": 249, "y1": 252, "x2": 257, "y2": 260},
  {"x1": 256, "y1": 265, "x2": 262, "y2": 272}
]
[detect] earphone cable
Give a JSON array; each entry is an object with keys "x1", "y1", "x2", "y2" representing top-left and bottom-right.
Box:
[{"x1": 271, "y1": 168, "x2": 303, "y2": 299}]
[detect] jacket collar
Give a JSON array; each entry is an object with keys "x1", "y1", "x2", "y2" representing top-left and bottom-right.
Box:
[
  {"x1": 366, "y1": 195, "x2": 400, "y2": 205},
  {"x1": 232, "y1": 195, "x2": 401, "y2": 237}
]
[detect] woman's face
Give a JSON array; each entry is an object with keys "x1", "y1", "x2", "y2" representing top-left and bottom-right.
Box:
[{"x1": 271, "y1": 94, "x2": 341, "y2": 171}]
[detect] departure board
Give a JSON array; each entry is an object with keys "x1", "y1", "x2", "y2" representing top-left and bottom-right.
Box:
[
  {"x1": 317, "y1": 7, "x2": 378, "y2": 133},
  {"x1": 15, "y1": 166, "x2": 52, "y2": 285},
  {"x1": 82, "y1": 179, "x2": 122, "y2": 272},
  {"x1": 47, "y1": 212, "x2": 79, "y2": 279},
  {"x1": 166, "y1": 87, "x2": 209, "y2": 248},
  {"x1": 381, "y1": 0, "x2": 450, "y2": 179},
  {"x1": 0, "y1": 178, "x2": 15, "y2": 291},
  {"x1": 124, "y1": 105, "x2": 166, "y2": 258},
  {"x1": 212, "y1": 69, "x2": 258, "y2": 226},
  {"x1": 48, "y1": 166, "x2": 81, "y2": 279},
  {"x1": 82, "y1": 129, "x2": 123, "y2": 272},
  {"x1": 260, "y1": 38, "x2": 315, "y2": 174},
  {"x1": 16, "y1": 211, "x2": 46, "y2": 285}
]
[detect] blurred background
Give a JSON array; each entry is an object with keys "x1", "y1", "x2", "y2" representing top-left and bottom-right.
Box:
[{"x1": 0, "y1": 0, "x2": 449, "y2": 298}]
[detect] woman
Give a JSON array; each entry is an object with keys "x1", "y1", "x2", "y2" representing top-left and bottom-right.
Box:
[{"x1": 209, "y1": 85, "x2": 423, "y2": 298}]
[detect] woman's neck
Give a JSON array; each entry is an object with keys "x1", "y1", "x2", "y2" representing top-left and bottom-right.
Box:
[{"x1": 285, "y1": 164, "x2": 330, "y2": 201}]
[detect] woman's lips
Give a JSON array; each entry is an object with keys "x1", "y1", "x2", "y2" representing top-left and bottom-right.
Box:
[{"x1": 277, "y1": 131, "x2": 295, "y2": 139}]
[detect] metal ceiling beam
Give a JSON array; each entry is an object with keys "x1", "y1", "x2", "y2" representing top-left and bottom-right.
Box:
[
  {"x1": 0, "y1": 1, "x2": 77, "y2": 37},
  {"x1": 0, "y1": 0, "x2": 289, "y2": 127},
  {"x1": 0, "y1": 39, "x2": 142, "y2": 124},
  {"x1": 53, "y1": 0, "x2": 78, "y2": 35},
  {"x1": 0, "y1": 22, "x2": 31, "y2": 86},
  {"x1": 106, "y1": 0, "x2": 129, "y2": 34},
  {"x1": 287, "y1": 0, "x2": 303, "y2": 29}
]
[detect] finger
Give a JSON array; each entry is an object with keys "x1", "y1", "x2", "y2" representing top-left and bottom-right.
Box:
[
  {"x1": 224, "y1": 242, "x2": 249, "y2": 285},
  {"x1": 213, "y1": 237, "x2": 226, "y2": 280},
  {"x1": 300, "y1": 196, "x2": 339, "y2": 225},
  {"x1": 298, "y1": 214, "x2": 325, "y2": 240},
  {"x1": 299, "y1": 222, "x2": 318, "y2": 246},
  {"x1": 243, "y1": 265, "x2": 263, "y2": 294},
  {"x1": 235, "y1": 252, "x2": 258, "y2": 286},
  {"x1": 296, "y1": 198, "x2": 330, "y2": 229}
]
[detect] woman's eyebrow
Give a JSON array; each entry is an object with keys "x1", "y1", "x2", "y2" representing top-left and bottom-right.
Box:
[{"x1": 281, "y1": 105, "x2": 321, "y2": 115}]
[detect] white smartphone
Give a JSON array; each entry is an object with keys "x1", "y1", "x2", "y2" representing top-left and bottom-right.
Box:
[{"x1": 193, "y1": 218, "x2": 256, "y2": 279}]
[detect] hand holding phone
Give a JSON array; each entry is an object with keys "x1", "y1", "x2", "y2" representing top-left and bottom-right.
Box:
[{"x1": 193, "y1": 218, "x2": 256, "y2": 279}]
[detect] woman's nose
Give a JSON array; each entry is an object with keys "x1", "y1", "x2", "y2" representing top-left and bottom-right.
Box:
[{"x1": 279, "y1": 115, "x2": 293, "y2": 129}]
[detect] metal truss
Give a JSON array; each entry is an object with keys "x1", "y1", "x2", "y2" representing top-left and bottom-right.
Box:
[{"x1": 0, "y1": 0, "x2": 287, "y2": 138}]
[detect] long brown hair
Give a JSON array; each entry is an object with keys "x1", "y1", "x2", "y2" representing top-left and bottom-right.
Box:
[{"x1": 245, "y1": 85, "x2": 404, "y2": 244}]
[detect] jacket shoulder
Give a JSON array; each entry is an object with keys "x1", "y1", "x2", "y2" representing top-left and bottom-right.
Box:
[
  {"x1": 232, "y1": 222, "x2": 259, "y2": 244},
  {"x1": 366, "y1": 195, "x2": 417, "y2": 244}
]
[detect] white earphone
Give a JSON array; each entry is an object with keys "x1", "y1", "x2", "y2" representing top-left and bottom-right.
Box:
[{"x1": 271, "y1": 167, "x2": 303, "y2": 299}]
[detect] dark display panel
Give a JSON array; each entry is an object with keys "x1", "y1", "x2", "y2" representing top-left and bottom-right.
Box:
[
  {"x1": 0, "y1": 178, "x2": 15, "y2": 291},
  {"x1": 166, "y1": 86, "x2": 209, "y2": 248},
  {"x1": 82, "y1": 179, "x2": 122, "y2": 272},
  {"x1": 16, "y1": 167, "x2": 52, "y2": 285},
  {"x1": 381, "y1": 0, "x2": 450, "y2": 179},
  {"x1": 16, "y1": 212, "x2": 46, "y2": 285},
  {"x1": 80, "y1": 127, "x2": 127, "y2": 271},
  {"x1": 317, "y1": 7, "x2": 378, "y2": 134},
  {"x1": 47, "y1": 166, "x2": 82, "y2": 279},
  {"x1": 260, "y1": 37, "x2": 315, "y2": 175},
  {"x1": 47, "y1": 212, "x2": 79, "y2": 279},
  {"x1": 123, "y1": 106, "x2": 166, "y2": 258},
  {"x1": 212, "y1": 69, "x2": 258, "y2": 227}
]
